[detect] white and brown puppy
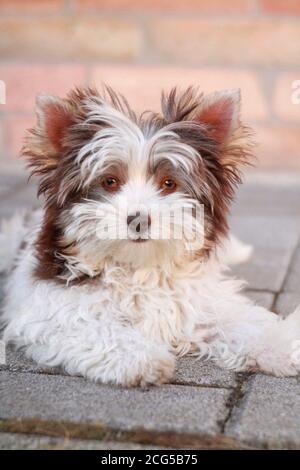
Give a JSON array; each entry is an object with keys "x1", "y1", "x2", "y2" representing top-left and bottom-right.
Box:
[{"x1": 1, "y1": 86, "x2": 300, "y2": 386}]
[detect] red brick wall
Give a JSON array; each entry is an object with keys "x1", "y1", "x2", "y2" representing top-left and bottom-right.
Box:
[{"x1": 0, "y1": 0, "x2": 299, "y2": 169}]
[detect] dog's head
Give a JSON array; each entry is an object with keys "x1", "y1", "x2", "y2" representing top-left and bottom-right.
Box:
[{"x1": 24, "y1": 86, "x2": 252, "y2": 282}]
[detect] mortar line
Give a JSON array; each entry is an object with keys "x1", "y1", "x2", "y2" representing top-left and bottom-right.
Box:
[{"x1": 219, "y1": 372, "x2": 252, "y2": 435}]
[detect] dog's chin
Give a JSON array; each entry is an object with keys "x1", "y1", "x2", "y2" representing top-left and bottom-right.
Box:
[{"x1": 111, "y1": 238, "x2": 185, "y2": 270}]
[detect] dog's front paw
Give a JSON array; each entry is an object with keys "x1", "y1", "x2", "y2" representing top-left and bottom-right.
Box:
[
  {"x1": 82, "y1": 344, "x2": 176, "y2": 387},
  {"x1": 138, "y1": 352, "x2": 175, "y2": 388},
  {"x1": 121, "y1": 349, "x2": 176, "y2": 388}
]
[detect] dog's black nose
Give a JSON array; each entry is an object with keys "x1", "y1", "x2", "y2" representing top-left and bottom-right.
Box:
[{"x1": 127, "y1": 212, "x2": 151, "y2": 233}]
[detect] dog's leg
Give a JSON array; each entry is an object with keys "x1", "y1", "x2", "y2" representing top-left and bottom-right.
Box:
[
  {"x1": 4, "y1": 318, "x2": 175, "y2": 387},
  {"x1": 196, "y1": 294, "x2": 300, "y2": 377}
]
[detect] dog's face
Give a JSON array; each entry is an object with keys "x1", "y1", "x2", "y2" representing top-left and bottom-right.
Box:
[{"x1": 24, "y1": 86, "x2": 251, "y2": 282}]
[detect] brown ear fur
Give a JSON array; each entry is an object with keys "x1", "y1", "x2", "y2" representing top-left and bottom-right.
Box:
[
  {"x1": 196, "y1": 93, "x2": 238, "y2": 144},
  {"x1": 24, "y1": 96, "x2": 74, "y2": 175},
  {"x1": 22, "y1": 88, "x2": 99, "y2": 281},
  {"x1": 23, "y1": 86, "x2": 137, "y2": 282},
  {"x1": 23, "y1": 86, "x2": 136, "y2": 204},
  {"x1": 40, "y1": 99, "x2": 75, "y2": 153},
  {"x1": 161, "y1": 87, "x2": 253, "y2": 247},
  {"x1": 22, "y1": 88, "x2": 98, "y2": 202}
]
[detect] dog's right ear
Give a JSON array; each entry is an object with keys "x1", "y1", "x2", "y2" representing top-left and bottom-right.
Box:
[{"x1": 23, "y1": 95, "x2": 76, "y2": 178}]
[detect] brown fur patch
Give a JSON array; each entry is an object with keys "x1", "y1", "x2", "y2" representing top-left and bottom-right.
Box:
[
  {"x1": 159, "y1": 87, "x2": 253, "y2": 250},
  {"x1": 23, "y1": 85, "x2": 252, "y2": 282}
]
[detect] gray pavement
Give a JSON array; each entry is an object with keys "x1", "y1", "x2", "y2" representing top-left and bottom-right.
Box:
[{"x1": 1, "y1": 169, "x2": 300, "y2": 449}]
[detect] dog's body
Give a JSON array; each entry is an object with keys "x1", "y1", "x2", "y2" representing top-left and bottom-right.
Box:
[{"x1": 1, "y1": 86, "x2": 300, "y2": 386}]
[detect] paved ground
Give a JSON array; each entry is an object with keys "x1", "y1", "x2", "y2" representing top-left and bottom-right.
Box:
[{"x1": 1, "y1": 167, "x2": 300, "y2": 450}]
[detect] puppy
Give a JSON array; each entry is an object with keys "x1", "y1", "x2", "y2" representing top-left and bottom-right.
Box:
[{"x1": 1, "y1": 85, "x2": 300, "y2": 387}]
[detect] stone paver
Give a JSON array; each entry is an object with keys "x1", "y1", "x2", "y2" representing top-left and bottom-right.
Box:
[
  {"x1": 1, "y1": 169, "x2": 300, "y2": 449},
  {"x1": 1, "y1": 345, "x2": 237, "y2": 389},
  {"x1": 226, "y1": 375, "x2": 300, "y2": 449},
  {"x1": 245, "y1": 290, "x2": 274, "y2": 310},
  {"x1": 0, "y1": 174, "x2": 26, "y2": 198},
  {"x1": 0, "y1": 345, "x2": 60, "y2": 375},
  {"x1": 230, "y1": 175, "x2": 300, "y2": 292},
  {"x1": 232, "y1": 174, "x2": 300, "y2": 217},
  {"x1": 0, "y1": 184, "x2": 38, "y2": 219},
  {"x1": 0, "y1": 371, "x2": 231, "y2": 440},
  {"x1": 275, "y1": 292, "x2": 300, "y2": 318},
  {"x1": 230, "y1": 214, "x2": 300, "y2": 291},
  {"x1": 175, "y1": 357, "x2": 237, "y2": 388},
  {"x1": 282, "y1": 242, "x2": 300, "y2": 293}
]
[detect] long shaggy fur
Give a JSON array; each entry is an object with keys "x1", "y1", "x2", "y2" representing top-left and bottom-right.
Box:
[{"x1": 2, "y1": 85, "x2": 300, "y2": 387}]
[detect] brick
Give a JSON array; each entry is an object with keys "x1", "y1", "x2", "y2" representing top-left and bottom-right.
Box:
[
  {"x1": 0, "y1": 0, "x2": 64, "y2": 12},
  {"x1": 148, "y1": 19, "x2": 300, "y2": 67},
  {"x1": 275, "y1": 293, "x2": 300, "y2": 318},
  {"x1": 0, "y1": 65, "x2": 87, "y2": 112},
  {"x1": 255, "y1": 125, "x2": 300, "y2": 170},
  {"x1": 273, "y1": 73, "x2": 300, "y2": 122},
  {"x1": 260, "y1": 0, "x2": 300, "y2": 14},
  {"x1": 0, "y1": 17, "x2": 140, "y2": 61},
  {"x1": 0, "y1": 371, "x2": 231, "y2": 437},
  {"x1": 226, "y1": 375, "x2": 300, "y2": 449},
  {"x1": 91, "y1": 65, "x2": 268, "y2": 120},
  {"x1": 76, "y1": 0, "x2": 252, "y2": 13}
]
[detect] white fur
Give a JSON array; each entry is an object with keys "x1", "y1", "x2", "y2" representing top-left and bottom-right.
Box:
[
  {"x1": 1, "y1": 210, "x2": 300, "y2": 386},
  {"x1": 2, "y1": 91, "x2": 300, "y2": 387}
]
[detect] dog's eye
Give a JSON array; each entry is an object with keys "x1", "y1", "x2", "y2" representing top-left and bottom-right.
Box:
[
  {"x1": 161, "y1": 179, "x2": 177, "y2": 193},
  {"x1": 102, "y1": 176, "x2": 120, "y2": 192}
]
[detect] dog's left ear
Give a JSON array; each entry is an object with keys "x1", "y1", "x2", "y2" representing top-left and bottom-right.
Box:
[
  {"x1": 195, "y1": 89, "x2": 253, "y2": 172},
  {"x1": 162, "y1": 87, "x2": 251, "y2": 168},
  {"x1": 163, "y1": 87, "x2": 252, "y2": 245},
  {"x1": 194, "y1": 89, "x2": 241, "y2": 146},
  {"x1": 193, "y1": 88, "x2": 253, "y2": 176}
]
